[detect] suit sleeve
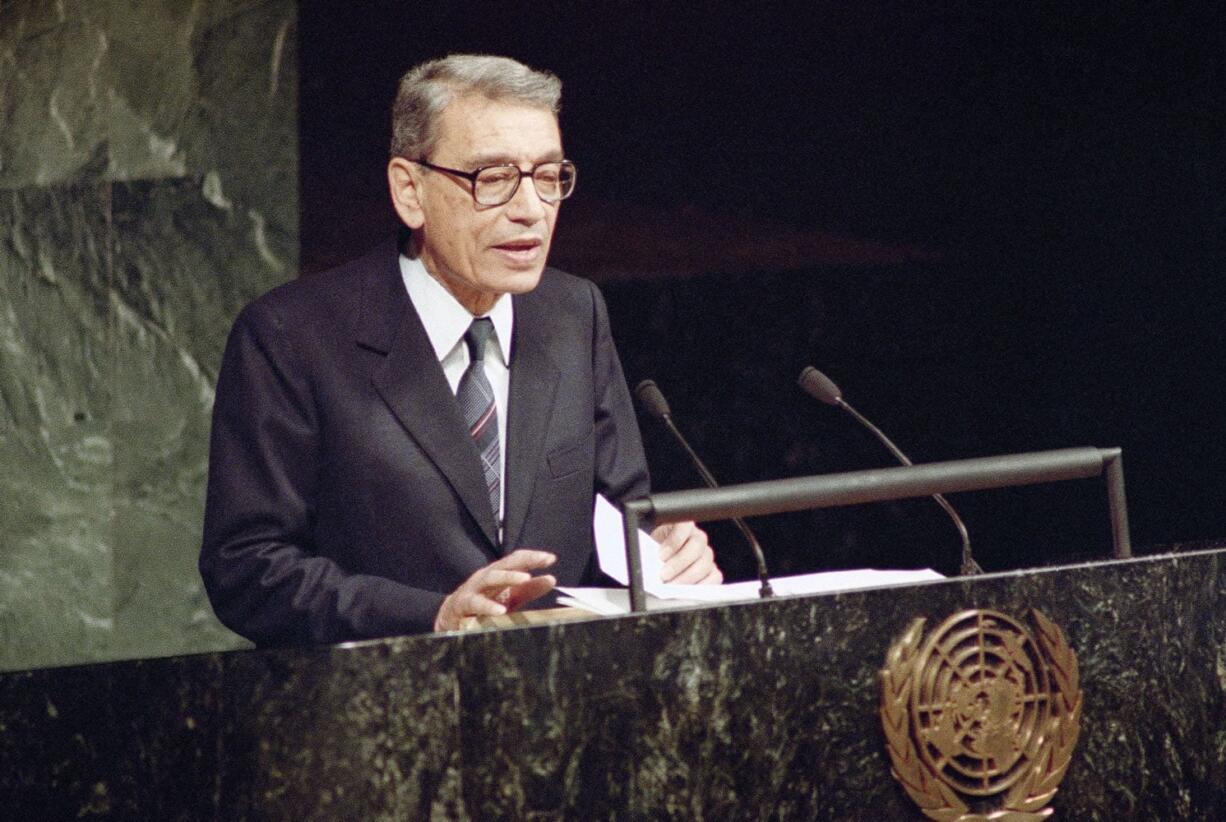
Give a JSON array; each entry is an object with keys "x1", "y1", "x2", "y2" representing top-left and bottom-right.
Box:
[
  {"x1": 588, "y1": 280, "x2": 650, "y2": 505},
  {"x1": 199, "y1": 301, "x2": 444, "y2": 645}
]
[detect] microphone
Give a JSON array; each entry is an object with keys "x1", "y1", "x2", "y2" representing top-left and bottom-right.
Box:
[
  {"x1": 634, "y1": 380, "x2": 774, "y2": 598},
  {"x1": 797, "y1": 366, "x2": 984, "y2": 576}
]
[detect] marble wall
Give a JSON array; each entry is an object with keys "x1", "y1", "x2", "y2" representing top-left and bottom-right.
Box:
[{"x1": 0, "y1": 0, "x2": 297, "y2": 671}]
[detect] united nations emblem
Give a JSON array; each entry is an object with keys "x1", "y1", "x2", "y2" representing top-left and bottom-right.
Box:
[{"x1": 879, "y1": 609, "x2": 1082, "y2": 820}]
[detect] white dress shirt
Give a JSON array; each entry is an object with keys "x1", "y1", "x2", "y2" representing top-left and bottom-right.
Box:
[{"x1": 400, "y1": 254, "x2": 512, "y2": 525}]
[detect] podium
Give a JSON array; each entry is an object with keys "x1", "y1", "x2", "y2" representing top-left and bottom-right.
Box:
[{"x1": 3, "y1": 543, "x2": 1226, "y2": 818}]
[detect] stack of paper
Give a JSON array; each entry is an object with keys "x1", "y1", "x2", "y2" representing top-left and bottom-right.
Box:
[{"x1": 556, "y1": 496, "x2": 944, "y2": 615}]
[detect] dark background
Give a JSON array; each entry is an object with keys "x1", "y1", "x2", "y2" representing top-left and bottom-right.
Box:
[{"x1": 298, "y1": 2, "x2": 1225, "y2": 580}]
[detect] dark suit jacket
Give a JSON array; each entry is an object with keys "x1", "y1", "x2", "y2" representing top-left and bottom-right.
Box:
[{"x1": 199, "y1": 242, "x2": 649, "y2": 644}]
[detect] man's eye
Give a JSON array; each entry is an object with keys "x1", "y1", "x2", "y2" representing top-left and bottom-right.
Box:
[{"x1": 480, "y1": 169, "x2": 518, "y2": 185}]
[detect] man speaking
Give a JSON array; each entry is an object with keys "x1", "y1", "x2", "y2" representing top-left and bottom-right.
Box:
[{"x1": 200, "y1": 54, "x2": 721, "y2": 644}]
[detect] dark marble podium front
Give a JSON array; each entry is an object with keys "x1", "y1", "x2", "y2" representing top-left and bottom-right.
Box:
[{"x1": 4, "y1": 544, "x2": 1226, "y2": 819}]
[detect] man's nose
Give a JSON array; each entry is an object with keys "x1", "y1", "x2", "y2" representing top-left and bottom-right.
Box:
[{"x1": 504, "y1": 174, "x2": 548, "y2": 223}]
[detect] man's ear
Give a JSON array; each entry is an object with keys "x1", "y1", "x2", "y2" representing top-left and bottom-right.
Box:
[{"x1": 388, "y1": 157, "x2": 425, "y2": 230}]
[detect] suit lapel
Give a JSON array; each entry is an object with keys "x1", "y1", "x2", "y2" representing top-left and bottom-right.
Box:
[
  {"x1": 501, "y1": 293, "x2": 561, "y2": 551},
  {"x1": 359, "y1": 252, "x2": 501, "y2": 549}
]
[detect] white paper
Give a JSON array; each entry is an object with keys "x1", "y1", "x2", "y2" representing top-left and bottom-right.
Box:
[
  {"x1": 592, "y1": 494, "x2": 666, "y2": 588},
  {"x1": 555, "y1": 593, "x2": 624, "y2": 616},
  {"x1": 556, "y1": 588, "x2": 712, "y2": 615},
  {"x1": 559, "y1": 568, "x2": 944, "y2": 615},
  {"x1": 590, "y1": 494, "x2": 943, "y2": 605}
]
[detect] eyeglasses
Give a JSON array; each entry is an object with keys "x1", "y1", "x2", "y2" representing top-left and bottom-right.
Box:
[{"x1": 411, "y1": 159, "x2": 577, "y2": 206}]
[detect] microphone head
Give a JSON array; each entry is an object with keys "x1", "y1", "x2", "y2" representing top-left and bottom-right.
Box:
[
  {"x1": 634, "y1": 380, "x2": 672, "y2": 419},
  {"x1": 798, "y1": 366, "x2": 843, "y2": 405}
]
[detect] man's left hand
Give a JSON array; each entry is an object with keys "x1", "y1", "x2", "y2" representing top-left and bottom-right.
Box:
[{"x1": 651, "y1": 520, "x2": 723, "y2": 585}]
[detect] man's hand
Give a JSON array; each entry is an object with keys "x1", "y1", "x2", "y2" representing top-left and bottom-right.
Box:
[
  {"x1": 651, "y1": 521, "x2": 723, "y2": 585},
  {"x1": 434, "y1": 549, "x2": 558, "y2": 632}
]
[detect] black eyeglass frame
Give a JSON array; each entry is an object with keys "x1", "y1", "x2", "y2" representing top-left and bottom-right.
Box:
[{"x1": 410, "y1": 158, "x2": 577, "y2": 205}]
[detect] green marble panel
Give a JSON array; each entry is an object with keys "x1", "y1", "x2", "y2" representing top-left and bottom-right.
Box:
[
  {"x1": 0, "y1": 1, "x2": 110, "y2": 188},
  {"x1": 447, "y1": 549, "x2": 1226, "y2": 819},
  {"x1": 109, "y1": 175, "x2": 295, "y2": 662},
  {"x1": 4, "y1": 550, "x2": 1226, "y2": 818},
  {"x1": 217, "y1": 641, "x2": 464, "y2": 820},
  {"x1": 0, "y1": 183, "x2": 116, "y2": 670},
  {"x1": 0, "y1": 0, "x2": 297, "y2": 671},
  {"x1": 0, "y1": 0, "x2": 297, "y2": 190},
  {"x1": 0, "y1": 652, "x2": 226, "y2": 817},
  {"x1": 454, "y1": 593, "x2": 888, "y2": 818},
  {"x1": 167, "y1": 0, "x2": 299, "y2": 228}
]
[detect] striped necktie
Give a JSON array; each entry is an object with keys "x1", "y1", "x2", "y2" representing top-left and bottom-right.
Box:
[{"x1": 456, "y1": 318, "x2": 500, "y2": 519}]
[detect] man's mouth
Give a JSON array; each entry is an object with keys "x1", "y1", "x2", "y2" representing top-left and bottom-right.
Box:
[{"x1": 492, "y1": 237, "x2": 545, "y2": 266}]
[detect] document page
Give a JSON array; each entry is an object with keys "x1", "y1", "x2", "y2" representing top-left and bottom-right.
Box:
[
  {"x1": 576, "y1": 495, "x2": 944, "y2": 614},
  {"x1": 559, "y1": 568, "x2": 944, "y2": 615}
]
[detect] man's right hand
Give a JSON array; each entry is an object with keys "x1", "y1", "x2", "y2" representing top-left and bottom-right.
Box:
[{"x1": 433, "y1": 549, "x2": 558, "y2": 632}]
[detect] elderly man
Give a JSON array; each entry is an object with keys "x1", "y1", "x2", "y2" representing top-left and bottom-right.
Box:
[{"x1": 200, "y1": 54, "x2": 720, "y2": 643}]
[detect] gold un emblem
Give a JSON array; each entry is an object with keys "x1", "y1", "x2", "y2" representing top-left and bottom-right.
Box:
[{"x1": 880, "y1": 609, "x2": 1082, "y2": 820}]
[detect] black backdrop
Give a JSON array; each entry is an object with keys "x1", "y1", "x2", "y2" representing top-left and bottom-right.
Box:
[{"x1": 299, "y1": 2, "x2": 1225, "y2": 580}]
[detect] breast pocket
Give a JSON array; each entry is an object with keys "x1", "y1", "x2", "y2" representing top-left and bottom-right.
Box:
[{"x1": 546, "y1": 428, "x2": 595, "y2": 479}]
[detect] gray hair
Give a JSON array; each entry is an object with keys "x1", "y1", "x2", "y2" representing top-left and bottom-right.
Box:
[{"x1": 390, "y1": 54, "x2": 562, "y2": 159}]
